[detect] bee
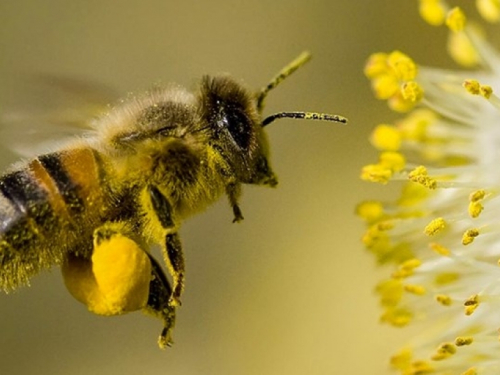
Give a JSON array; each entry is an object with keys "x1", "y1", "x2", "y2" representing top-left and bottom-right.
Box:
[{"x1": 0, "y1": 51, "x2": 347, "y2": 348}]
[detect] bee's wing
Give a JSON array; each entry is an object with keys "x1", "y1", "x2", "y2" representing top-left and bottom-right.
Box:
[{"x1": 0, "y1": 75, "x2": 118, "y2": 166}]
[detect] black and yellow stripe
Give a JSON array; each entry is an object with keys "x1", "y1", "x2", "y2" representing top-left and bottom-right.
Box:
[{"x1": 0, "y1": 147, "x2": 106, "y2": 290}]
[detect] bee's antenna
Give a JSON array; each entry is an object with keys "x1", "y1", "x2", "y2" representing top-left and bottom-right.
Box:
[
  {"x1": 256, "y1": 51, "x2": 312, "y2": 113},
  {"x1": 262, "y1": 111, "x2": 348, "y2": 127}
]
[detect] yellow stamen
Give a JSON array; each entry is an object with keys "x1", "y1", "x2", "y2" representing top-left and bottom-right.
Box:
[
  {"x1": 408, "y1": 360, "x2": 434, "y2": 374},
  {"x1": 455, "y1": 336, "x2": 474, "y2": 346},
  {"x1": 398, "y1": 109, "x2": 436, "y2": 142},
  {"x1": 434, "y1": 272, "x2": 459, "y2": 285},
  {"x1": 476, "y1": 0, "x2": 500, "y2": 23},
  {"x1": 446, "y1": 7, "x2": 467, "y2": 32},
  {"x1": 464, "y1": 79, "x2": 494, "y2": 99},
  {"x1": 362, "y1": 225, "x2": 390, "y2": 249},
  {"x1": 380, "y1": 151, "x2": 406, "y2": 172},
  {"x1": 398, "y1": 182, "x2": 430, "y2": 206},
  {"x1": 361, "y1": 164, "x2": 393, "y2": 184},
  {"x1": 431, "y1": 342, "x2": 456, "y2": 361},
  {"x1": 462, "y1": 368, "x2": 478, "y2": 375},
  {"x1": 404, "y1": 284, "x2": 427, "y2": 295},
  {"x1": 464, "y1": 294, "x2": 479, "y2": 315},
  {"x1": 401, "y1": 258, "x2": 422, "y2": 270},
  {"x1": 380, "y1": 307, "x2": 413, "y2": 327},
  {"x1": 355, "y1": 201, "x2": 384, "y2": 223},
  {"x1": 468, "y1": 201, "x2": 484, "y2": 218},
  {"x1": 463, "y1": 79, "x2": 481, "y2": 95},
  {"x1": 436, "y1": 294, "x2": 453, "y2": 306},
  {"x1": 392, "y1": 259, "x2": 422, "y2": 279},
  {"x1": 390, "y1": 348, "x2": 412, "y2": 371},
  {"x1": 481, "y1": 84, "x2": 493, "y2": 98},
  {"x1": 387, "y1": 50, "x2": 418, "y2": 81},
  {"x1": 388, "y1": 92, "x2": 418, "y2": 113},
  {"x1": 429, "y1": 242, "x2": 451, "y2": 256},
  {"x1": 408, "y1": 166, "x2": 437, "y2": 189},
  {"x1": 462, "y1": 228, "x2": 479, "y2": 245},
  {"x1": 370, "y1": 124, "x2": 402, "y2": 151},
  {"x1": 424, "y1": 217, "x2": 446, "y2": 236},
  {"x1": 372, "y1": 74, "x2": 400, "y2": 100},
  {"x1": 377, "y1": 279, "x2": 404, "y2": 307},
  {"x1": 401, "y1": 81, "x2": 424, "y2": 102},
  {"x1": 447, "y1": 29, "x2": 480, "y2": 67},
  {"x1": 364, "y1": 52, "x2": 389, "y2": 78},
  {"x1": 419, "y1": 0, "x2": 447, "y2": 26},
  {"x1": 470, "y1": 190, "x2": 486, "y2": 202}
]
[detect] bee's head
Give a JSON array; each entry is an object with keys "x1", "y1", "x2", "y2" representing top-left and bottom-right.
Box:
[
  {"x1": 198, "y1": 75, "x2": 277, "y2": 186},
  {"x1": 197, "y1": 52, "x2": 347, "y2": 187}
]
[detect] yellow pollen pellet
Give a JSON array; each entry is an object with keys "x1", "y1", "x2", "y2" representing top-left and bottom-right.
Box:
[
  {"x1": 401, "y1": 81, "x2": 424, "y2": 102},
  {"x1": 462, "y1": 228, "x2": 479, "y2": 245},
  {"x1": 455, "y1": 336, "x2": 473, "y2": 346},
  {"x1": 404, "y1": 284, "x2": 427, "y2": 295},
  {"x1": 371, "y1": 124, "x2": 402, "y2": 151},
  {"x1": 429, "y1": 242, "x2": 451, "y2": 256},
  {"x1": 419, "y1": 0, "x2": 447, "y2": 26},
  {"x1": 446, "y1": 7, "x2": 467, "y2": 32},
  {"x1": 477, "y1": 0, "x2": 500, "y2": 23},
  {"x1": 424, "y1": 217, "x2": 446, "y2": 236},
  {"x1": 436, "y1": 294, "x2": 452, "y2": 306},
  {"x1": 464, "y1": 294, "x2": 479, "y2": 315},
  {"x1": 387, "y1": 51, "x2": 418, "y2": 81},
  {"x1": 408, "y1": 166, "x2": 437, "y2": 189}
]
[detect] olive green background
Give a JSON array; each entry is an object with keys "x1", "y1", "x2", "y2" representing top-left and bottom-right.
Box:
[{"x1": 0, "y1": 1, "x2": 458, "y2": 374}]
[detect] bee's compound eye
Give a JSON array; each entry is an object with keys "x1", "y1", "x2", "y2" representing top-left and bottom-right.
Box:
[{"x1": 222, "y1": 109, "x2": 252, "y2": 150}]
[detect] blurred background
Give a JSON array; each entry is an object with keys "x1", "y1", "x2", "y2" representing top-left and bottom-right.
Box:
[{"x1": 0, "y1": 1, "x2": 471, "y2": 374}]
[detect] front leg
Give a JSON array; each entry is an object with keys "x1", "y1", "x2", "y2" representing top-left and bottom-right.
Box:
[
  {"x1": 226, "y1": 182, "x2": 244, "y2": 223},
  {"x1": 143, "y1": 252, "x2": 176, "y2": 349},
  {"x1": 148, "y1": 185, "x2": 185, "y2": 307}
]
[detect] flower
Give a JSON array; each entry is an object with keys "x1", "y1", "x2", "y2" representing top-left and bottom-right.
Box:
[{"x1": 358, "y1": 1, "x2": 500, "y2": 374}]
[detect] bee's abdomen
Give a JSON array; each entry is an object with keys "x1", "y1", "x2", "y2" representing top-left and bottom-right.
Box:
[{"x1": 0, "y1": 148, "x2": 104, "y2": 291}]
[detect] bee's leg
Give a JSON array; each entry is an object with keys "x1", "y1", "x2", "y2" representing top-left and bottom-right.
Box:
[
  {"x1": 226, "y1": 182, "x2": 244, "y2": 223},
  {"x1": 95, "y1": 222, "x2": 178, "y2": 348},
  {"x1": 148, "y1": 185, "x2": 185, "y2": 307},
  {"x1": 143, "y1": 252, "x2": 177, "y2": 349}
]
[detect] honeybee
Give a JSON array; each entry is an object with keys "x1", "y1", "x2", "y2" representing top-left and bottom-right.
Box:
[{"x1": 0, "y1": 51, "x2": 347, "y2": 348}]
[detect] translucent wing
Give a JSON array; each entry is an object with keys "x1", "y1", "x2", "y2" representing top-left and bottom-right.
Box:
[{"x1": 0, "y1": 75, "x2": 118, "y2": 168}]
